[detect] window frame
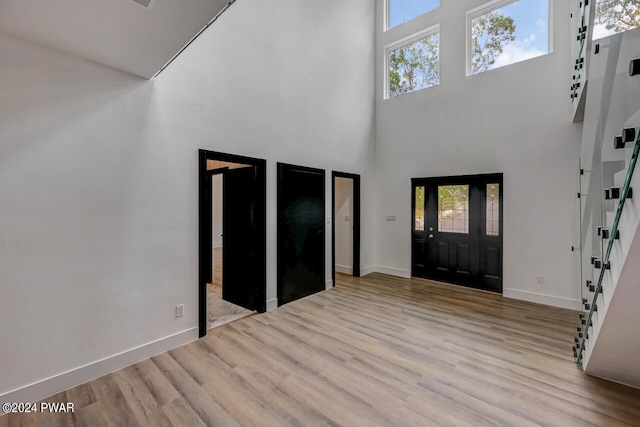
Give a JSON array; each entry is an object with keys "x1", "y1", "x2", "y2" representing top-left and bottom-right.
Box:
[
  {"x1": 384, "y1": 0, "x2": 440, "y2": 32},
  {"x1": 384, "y1": 24, "x2": 441, "y2": 100},
  {"x1": 465, "y1": 0, "x2": 554, "y2": 76}
]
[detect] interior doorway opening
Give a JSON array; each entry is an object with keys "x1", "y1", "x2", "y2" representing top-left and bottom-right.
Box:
[
  {"x1": 199, "y1": 150, "x2": 266, "y2": 338},
  {"x1": 207, "y1": 161, "x2": 253, "y2": 330},
  {"x1": 332, "y1": 171, "x2": 361, "y2": 286}
]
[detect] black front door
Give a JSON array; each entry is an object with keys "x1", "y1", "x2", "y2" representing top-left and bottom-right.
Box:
[
  {"x1": 412, "y1": 174, "x2": 503, "y2": 293},
  {"x1": 278, "y1": 163, "x2": 325, "y2": 306},
  {"x1": 222, "y1": 166, "x2": 260, "y2": 311}
]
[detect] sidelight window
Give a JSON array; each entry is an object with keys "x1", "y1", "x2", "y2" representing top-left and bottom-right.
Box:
[
  {"x1": 486, "y1": 183, "x2": 500, "y2": 236},
  {"x1": 415, "y1": 186, "x2": 425, "y2": 230}
]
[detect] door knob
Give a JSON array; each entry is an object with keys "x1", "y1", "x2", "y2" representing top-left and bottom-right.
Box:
[
  {"x1": 429, "y1": 226, "x2": 434, "y2": 231},
  {"x1": 428, "y1": 234, "x2": 434, "y2": 239}
]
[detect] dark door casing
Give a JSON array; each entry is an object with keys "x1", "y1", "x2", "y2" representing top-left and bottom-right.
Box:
[
  {"x1": 412, "y1": 173, "x2": 503, "y2": 293},
  {"x1": 277, "y1": 163, "x2": 325, "y2": 306},
  {"x1": 199, "y1": 150, "x2": 266, "y2": 338}
]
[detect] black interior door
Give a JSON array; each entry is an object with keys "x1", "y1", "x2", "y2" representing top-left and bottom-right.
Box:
[
  {"x1": 412, "y1": 174, "x2": 503, "y2": 293},
  {"x1": 223, "y1": 166, "x2": 260, "y2": 310},
  {"x1": 278, "y1": 163, "x2": 325, "y2": 306}
]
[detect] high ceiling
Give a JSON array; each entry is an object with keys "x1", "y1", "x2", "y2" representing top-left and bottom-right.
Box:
[{"x1": 0, "y1": 0, "x2": 232, "y2": 78}]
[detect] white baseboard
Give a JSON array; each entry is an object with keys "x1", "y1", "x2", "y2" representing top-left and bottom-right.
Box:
[
  {"x1": 325, "y1": 279, "x2": 334, "y2": 289},
  {"x1": 374, "y1": 265, "x2": 412, "y2": 279},
  {"x1": 503, "y1": 288, "x2": 581, "y2": 310},
  {"x1": 0, "y1": 327, "x2": 199, "y2": 404},
  {"x1": 212, "y1": 241, "x2": 222, "y2": 249},
  {"x1": 335, "y1": 264, "x2": 353, "y2": 275},
  {"x1": 266, "y1": 298, "x2": 278, "y2": 312},
  {"x1": 360, "y1": 265, "x2": 376, "y2": 276}
]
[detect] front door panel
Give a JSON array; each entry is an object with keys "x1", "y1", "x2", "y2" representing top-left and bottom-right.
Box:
[{"x1": 412, "y1": 174, "x2": 503, "y2": 293}]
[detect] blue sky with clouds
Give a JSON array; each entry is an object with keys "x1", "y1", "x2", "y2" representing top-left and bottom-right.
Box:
[
  {"x1": 389, "y1": 0, "x2": 550, "y2": 71},
  {"x1": 388, "y1": 0, "x2": 440, "y2": 28},
  {"x1": 487, "y1": 0, "x2": 549, "y2": 69}
]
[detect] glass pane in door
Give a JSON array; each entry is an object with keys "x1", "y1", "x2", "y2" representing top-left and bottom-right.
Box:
[
  {"x1": 415, "y1": 186, "x2": 425, "y2": 230},
  {"x1": 438, "y1": 185, "x2": 469, "y2": 233},
  {"x1": 486, "y1": 183, "x2": 500, "y2": 236}
]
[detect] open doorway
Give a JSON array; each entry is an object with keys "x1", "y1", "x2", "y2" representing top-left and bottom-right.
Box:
[
  {"x1": 332, "y1": 171, "x2": 361, "y2": 286},
  {"x1": 199, "y1": 150, "x2": 266, "y2": 338}
]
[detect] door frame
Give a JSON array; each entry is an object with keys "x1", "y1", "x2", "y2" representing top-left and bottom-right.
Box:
[
  {"x1": 331, "y1": 171, "x2": 361, "y2": 286},
  {"x1": 277, "y1": 162, "x2": 326, "y2": 306},
  {"x1": 411, "y1": 173, "x2": 503, "y2": 293},
  {"x1": 198, "y1": 149, "x2": 266, "y2": 338}
]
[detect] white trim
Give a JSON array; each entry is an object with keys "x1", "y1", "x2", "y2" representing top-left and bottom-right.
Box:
[
  {"x1": 467, "y1": 0, "x2": 519, "y2": 21},
  {"x1": 335, "y1": 264, "x2": 353, "y2": 275},
  {"x1": 374, "y1": 265, "x2": 412, "y2": 279},
  {"x1": 465, "y1": 0, "x2": 552, "y2": 76},
  {"x1": 383, "y1": 0, "x2": 390, "y2": 32},
  {"x1": 503, "y1": 288, "x2": 581, "y2": 310},
  {"x1": 548, "y1": 0, "x2": 554, "y2": 55},
  {"x1": 383, "y1": 24, "x2": 440, "y2": 100},
  {"x1": 583, "y1": 372, "x2": 640, "y2": 392},
  {"x1": 360, "y1": 265, "x2": 376, "y2": 276},
  {"x1": 212, "y1": 241, "x2": 222, "y2": 249},
  {"x1": 266, "y1": 298, "x2": 278, "y2": 312},
  {"x1": 0, "y1": 328, "x2": 198, "y2": 404}
]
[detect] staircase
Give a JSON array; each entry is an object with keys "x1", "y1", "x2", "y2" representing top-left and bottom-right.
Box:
[{"x1": 572, "y1": 26, "x2": 640, "y2": 388}]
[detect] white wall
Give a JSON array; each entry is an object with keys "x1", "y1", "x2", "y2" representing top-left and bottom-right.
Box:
[
  {"x1": 374, "y1": 0, "x2": 582, "y2": 308},
  {"x1": 0, "y1": 0, "x2": 375, "y2": 400},
  {"x1": 335, "y1": 177, "x2": 354, "y2": 274},
  {"x1": 212, "y1": 174, "x2": 222, "y2": 248}
]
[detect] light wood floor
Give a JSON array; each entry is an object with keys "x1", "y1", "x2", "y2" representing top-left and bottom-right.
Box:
[
  {"x1": 3, "y1": 273, "x2": 640, "y2": 426},
  {"x1": 207, "y1": 247, "x2": 254, "y2": 329}
]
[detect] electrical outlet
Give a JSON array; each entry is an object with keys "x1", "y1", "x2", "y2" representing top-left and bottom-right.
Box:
[
  {"x1": 536, "y1": 274, "x2": 544, "y2": 284},
  {"x1": 176, "y1": 304, "x2": 184, "y2": 317}
]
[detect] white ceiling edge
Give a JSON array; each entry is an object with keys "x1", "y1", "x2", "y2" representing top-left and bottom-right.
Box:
[{"x1": 0, "y1": 0, "x2": 233, "y2": 79}]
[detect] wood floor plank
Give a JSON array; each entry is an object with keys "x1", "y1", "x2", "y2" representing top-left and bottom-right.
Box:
[
  {"x1": 151, "y1": 352, "x2": 241, "y2": 427},
  {"x1": 4, "y1": 272, "x2": 640, "y2": 426},
  {"x1": 111, "y1": 366, "x2": 173, "y2": 427},
  {"x1": 89, "y1": 374, "x2": 139, "y2": 426},
  {"x1": 129, "y1": 359, "x2": 180, "y2": 406},
  {"x1": 160, "y1": 398, "x2": 207, "y2": 427},
  {"x1": 37, "y1": 391, "x2": 74, "y2": 427}
]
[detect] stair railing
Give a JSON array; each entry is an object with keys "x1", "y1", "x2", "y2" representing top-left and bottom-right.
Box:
[{"x1": 575, "y1": 129, "x2": 640, "y2": 364}]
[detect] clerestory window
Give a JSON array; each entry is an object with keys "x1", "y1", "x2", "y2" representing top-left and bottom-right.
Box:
[
  {"x1": 592, "y1": 0, "x2": 640, "y2": 40},
  {"x1": 386, "y1": 0, "x2": 440, "y2": 31},
  {"x1": 385, "y1": 26, "x2": 440, "y2": 99},
  {"x1": 467, "y1": 0, "x2": 550, "y2": 76}
]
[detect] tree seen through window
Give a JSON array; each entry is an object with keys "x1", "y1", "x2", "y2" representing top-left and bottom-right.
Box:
[{"x1": 388, "y1": 32, "x2": 439, "y2": 97}]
